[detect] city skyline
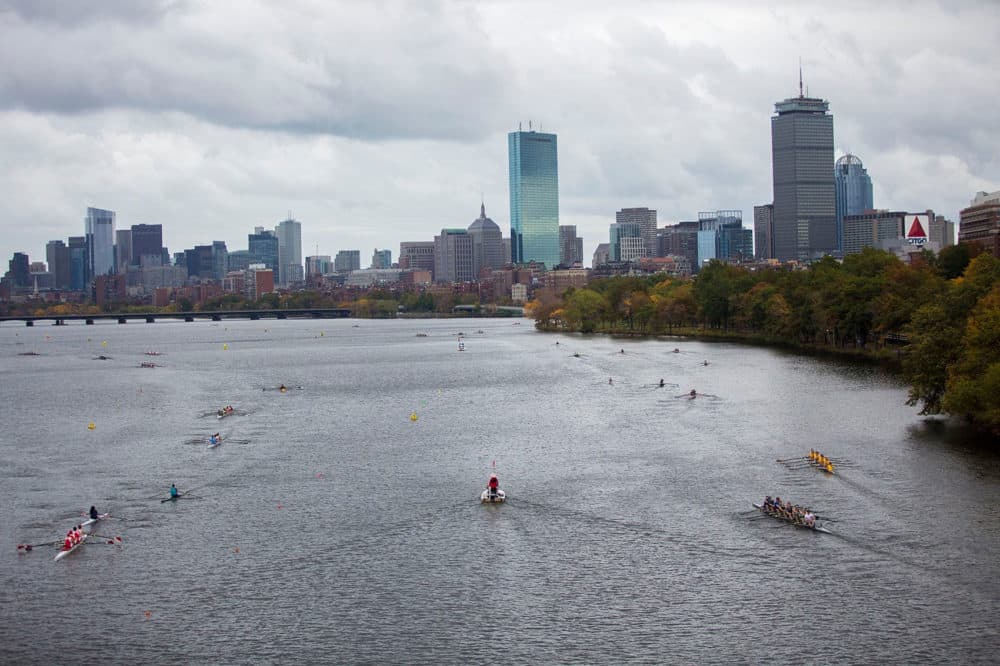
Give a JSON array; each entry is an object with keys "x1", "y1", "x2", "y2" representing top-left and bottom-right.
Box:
[{"x1": 0, "y1": 2, "x2": 997, "y2": 267}]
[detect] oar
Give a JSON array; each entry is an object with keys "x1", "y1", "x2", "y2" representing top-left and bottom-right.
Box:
[
  {"x1": 776, "y1": 457, "x2": 807, "y2": 463},
  {"x1": 16, "y1": 540, "x2": 59, "y2": 552},
  {"x1": 89, "y1": 535, "x2": 123, "y2": 544}
]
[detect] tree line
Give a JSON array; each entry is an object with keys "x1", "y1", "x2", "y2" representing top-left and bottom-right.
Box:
[{"x1": 527, "y1": 246, "x2": 1000, "y2": 439}]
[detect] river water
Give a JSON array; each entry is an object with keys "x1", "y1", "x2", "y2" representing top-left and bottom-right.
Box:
[{"x1": 1, "y1": 317, "x2": 997, "y2": 664}]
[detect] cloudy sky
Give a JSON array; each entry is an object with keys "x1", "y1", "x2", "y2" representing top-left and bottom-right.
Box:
[{"x1": 2, "y1": 0, "x2": 997, "y2": 268}]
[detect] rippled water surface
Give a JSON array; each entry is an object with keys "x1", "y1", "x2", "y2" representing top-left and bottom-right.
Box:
[{"x1": 1, "y1": 318, "x2": 997, "y2": 664}]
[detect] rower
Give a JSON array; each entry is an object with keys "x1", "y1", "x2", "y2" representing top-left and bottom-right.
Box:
[
  {"x1": 609, "y1": 378, "x2": 613, "y2": 385},
  {"x1": 689, "y1": 389, "x2": 697, "y2": 398},
  {"x1": 487, "y1": 474, "x2": 500, "y2": 499},
  {"x1": 210, "y1": 434, "x2": 219, "y2": 445},
  {"x1": 89, "y1": 506, "x2": 99, "y2": 520},
  {"x1": 659, "y1": 379, "x2": 665, "y2": 387},
  {"x1": 170, "y1": 484, "x2": 179, "y2": 499}
]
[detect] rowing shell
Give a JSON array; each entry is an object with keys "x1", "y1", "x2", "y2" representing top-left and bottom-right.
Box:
[
  {"x1": 81, "y1": 513, "x2": 110, "y2": 529},
  {"x1": 481, "y1": 489, "x2": 506, "y2": 504},
  {"x1": 753, "y1": 503, "x2": 830, "y2": 533},
  {"x1": 54, "y1": 534, "x2": 87, "y2": 561}
]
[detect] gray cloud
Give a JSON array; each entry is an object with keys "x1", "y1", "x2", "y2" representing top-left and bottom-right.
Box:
[{"x1": 0, "y1": 0, "x2": 997, "y2": 268}]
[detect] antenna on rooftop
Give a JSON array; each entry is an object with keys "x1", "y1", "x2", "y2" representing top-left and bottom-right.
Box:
[
  {"x1": 529, "y1": 120, "x2": 532, "y2": 131},
  {"x1": 798, "y1": 57, "x2": 803, "y2": 98}
]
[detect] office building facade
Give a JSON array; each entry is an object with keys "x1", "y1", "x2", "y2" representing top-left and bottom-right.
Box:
[
  {"x1": 771, "y1": 89, "x2": 836, "y2": 261},
  {"x1": 249, "y1": 228, "x2": 279, "y2": 280},
  {"x1": 959, "y1": 190, "x2": 1000, "y2": 257},
  {"x1": 434, "y1": 228, "x2": 474, "y2": 283},
  {"x1": 609, "y1": 222, "x2": 643, "y2": 262},
  {"x1": 399, "y1": 242, "x2": 436, "y2": 274},
  {"x1": 616, "y1": 208, "x2": 657, "y2": 258},
  {"x1": 85, "y1": 207, "x2": 116, "y2": 278},
  {"x1": 334, "y1": 250, "x2": 361, "y2": 272},
  {"x1": 842, "y1": 210, "x2": 906, "y2": 256},
  {"x1": 834, "y1": 154, "x2": 874, "y2": 253},
  {"x1": 275, "y1": 219, "x2": 303, "y2": 287},
  {"x1": 46, "y1": 240, "x2": 71, "y2": 290},
  {"x1": 131, "y1": 224, "x2": 164, "y2": 265},
  {"x1": 508, "y1": 129, "x2": 560, "y2": 268},
  {"x1": 468, "y1": 203, "x2": 504, "y2": 277},
  {"x1": 753, "y1": 204, "x2": 774, "y2": 260},
  {"x1": 558, "y1": 225, "x2": 584, "y2": 267},
  {"x1": 371, "y1": 249, "x2": 392, "y2": 269}
]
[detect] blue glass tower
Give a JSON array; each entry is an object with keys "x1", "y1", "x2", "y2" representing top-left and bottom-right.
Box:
[
  {"x1": 834, "y1": 154, "x2": 874, "y2": 254},
  {"x1": 508, "y1": 129, "x2": 560, "y2": 268}
]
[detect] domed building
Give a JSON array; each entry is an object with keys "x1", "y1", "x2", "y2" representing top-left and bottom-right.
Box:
[{"x1": 467, "y1": 202, "x2": 504, "y2": 277}]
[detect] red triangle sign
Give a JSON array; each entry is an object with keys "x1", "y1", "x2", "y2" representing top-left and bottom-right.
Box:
[{"x1": 907, "y1": 217, "x2": 927, "y2": 239}]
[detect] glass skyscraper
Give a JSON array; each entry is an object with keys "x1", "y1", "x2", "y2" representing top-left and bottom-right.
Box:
[
  {"x1": 834, "y1": 154, "x2": 874, "y2": 254},
  {"x1": 771, "y1": 89, "x2": 836, "y2": 261},
  {"x1": 508, "y1": 129, "x2": 560, "y2": 268},
  {"x1": 85, "y1": 207, "x2": 116, "y2": 278}
]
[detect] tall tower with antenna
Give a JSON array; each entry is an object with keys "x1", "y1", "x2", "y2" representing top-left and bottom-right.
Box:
[{"x1": 770, "y1": 69, "x2": 836, "y2": 261}]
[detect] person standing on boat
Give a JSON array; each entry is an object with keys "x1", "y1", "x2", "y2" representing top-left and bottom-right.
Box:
[
  {"x1": 89, "y1": 506, "x2": 99, "y2": 520},
  {"x1": 170, "y1": 484, "x2": 179, "y2": 499},
  {"x1": 488, "y1": 474, "x2": 499, "y2": 499}
]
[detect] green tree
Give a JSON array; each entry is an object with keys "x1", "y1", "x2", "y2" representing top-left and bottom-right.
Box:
[{"x1": 943, "y1": 285, "x2": 1000, "y2": 434}]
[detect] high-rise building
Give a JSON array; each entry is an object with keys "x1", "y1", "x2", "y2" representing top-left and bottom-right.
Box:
[
  {"x1": 592, "y1": 243, "x2": 610, "y2": 267},
  {"x1": 227, "y1": 250, "x2": 253, "y2": 273},
  {"x1": 558, "y1": 225, "x2": 584, "y2": 267},
  {"x1": 211, "y1": 241, "x2": 228, "y2": 281},
  {"x1": 842, "y1": 210, "x2": 906, "y2": 256},
  {"x1": 399, "y1": 242, "x2": 435, "y2": 273},
  {"x1": 616, "y1": 208, "x2": 657, "y2": 258},
  {"x1": 698, "y1": 211, "x2": 751, "y2": 265},
  {"x1": 434, "y1": 228, "x2": 474, "y2": 283},
  {"x1": 68, "y1": 236, "x2": 88, "y2": 290},
  {"x1": 115, "y1": 229, "x2": 132, "y2": 275},
  {"x1": 657, "y1": 221, "x2": 700, "y2": 270},
  {"x1": 371, "y1": 249, "x2": 392, "y2": 269},
  {"x1": 275, "y1": 219, "x2": 303, "y2": 287},
  {"x1": 249, "y1": 229, "x2": 279, "y2": 280},
  {"x1": 334, "y1": 250, "x2": 361, "y2": 272},
  {"x1": 753, "y1": 204, "x2": 774, "y2": 260},
  {"x1": 305, "y1": 255, "x2": 332, "y2": 277},
  {"x1": 508, "y1": 128, "x2": 560, "y2": 268},
  {"x1": 834, "y1": 154, "x2": 874, "y2": 254},
  {"x1": 609, "y1": 222, "x2": 643, "y2": 262},
  {"x1": 8, "y1": 252, "x2": 30, "y2": 287},
  {"x1": 131, "y1": 224, "x2": 163, "y2": 265},
  {"x1": 85, "y1": 207, "x2": 116, "y2": 278},
  {"x1": 958, "y1": 190, "x2": 1000, "y2": 257},
  {"x1": 46, "y1": 240, "x2": 71, "y2": 290},
  {"x1": 771, "y1": 81, "x2": 836, "y2": 261},
  {"x1": 184, "y1": 245, "x2": 215, "y2": 280},
  {"x1": 468, "y1": 202, "x2": 504, "y2": 276},
  {"x1": 929, "y1": 214, "x2": 955, "y2": 248}
]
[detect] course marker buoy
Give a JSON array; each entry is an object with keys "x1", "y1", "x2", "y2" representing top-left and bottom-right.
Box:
[
  {"x1": 410, "y1": 412, "x2": 418, "y2": 422},
  {"x1": 223, "y1": 343, "x2": 229, "y2": 350},
  {"x1": 87, "y1": 422, "x2": 96, "y2": 430}
]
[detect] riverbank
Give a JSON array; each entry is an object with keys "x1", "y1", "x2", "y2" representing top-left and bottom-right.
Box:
[{"x1": 535, "y1": 323, "x2": 904, "y2": 370}]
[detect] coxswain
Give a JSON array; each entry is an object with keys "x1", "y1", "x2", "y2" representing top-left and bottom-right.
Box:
[
  {"x1": 487, "y1": 473, "x2": 500, "y2": 499},
  {"x1": 170, "y1": 484, "x2": 179, "y2": 499},
  {"x1": 217, "y1": 408, "x2": 225, "y2": 416},
  {"x1": 89, "y1": 506, "x2": 99, "y2": 520}
]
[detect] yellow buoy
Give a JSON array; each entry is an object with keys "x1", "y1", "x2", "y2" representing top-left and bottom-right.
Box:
[
  {"x1": 101, "y1": 340, "x2": 107, "y2": 347},
  {"x1": 410, "y1": 412, "x2": 418, "y2": 422},
  {"x1": 320, "y1": 331, "x2": 325, "y2": 337},
  {"x1": 223, "y1": 343, "x2": 229, "y2": 350},
  {"x1": 87, "y1": 422, "x2": 96, "y2": 430}
]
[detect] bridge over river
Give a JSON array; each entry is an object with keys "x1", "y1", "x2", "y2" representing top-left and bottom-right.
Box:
[{"x1": 0, "y1": 308, "x2": 352, "y2": 326}]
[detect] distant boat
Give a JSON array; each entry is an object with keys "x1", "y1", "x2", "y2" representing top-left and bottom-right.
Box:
[{"x1": 458, "y1": 340, "x2": 465, "y2": 352}]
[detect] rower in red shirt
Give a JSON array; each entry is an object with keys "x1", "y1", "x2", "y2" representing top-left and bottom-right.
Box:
[{"x1": 487, "y1": 474, "x2": 499, "y2": 499}]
